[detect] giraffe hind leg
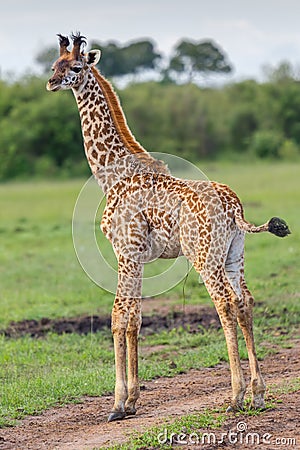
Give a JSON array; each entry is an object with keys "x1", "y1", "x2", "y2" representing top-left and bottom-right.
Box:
[
  {"x1": 225, "y1": 230, "x2": 265, "y2": 409},
  {"x1": 201, "y1": 266, "x2": 246, "y2": 411},
  {"x1": 238, "y1": 280, "x2": 266, "y2": 409}
]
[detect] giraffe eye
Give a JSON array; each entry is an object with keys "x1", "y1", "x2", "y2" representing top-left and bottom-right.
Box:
[{"x1": 72, "y1": 67, "x2": 82, "y2": 73}]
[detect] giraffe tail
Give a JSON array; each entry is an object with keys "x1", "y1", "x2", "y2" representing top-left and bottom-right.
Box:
[{"x1": 235, "y1": 213, "x2": 291, "y2": 238}]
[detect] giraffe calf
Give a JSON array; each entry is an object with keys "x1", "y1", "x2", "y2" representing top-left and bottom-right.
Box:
[{"x1": 47, "y1": 32, "x2": 291, "y2": 422}]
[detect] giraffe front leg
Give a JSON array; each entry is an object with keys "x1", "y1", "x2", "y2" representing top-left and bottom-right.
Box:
[
  {"x1": 108, "y1": 255, "x2": 143, "y2": 422},
  {"x1": 125, "y1": 299, "x2": 142, "y2": 416},
  {"x1": 108, "y1": 297, "x2": 129, "y2": 422}
]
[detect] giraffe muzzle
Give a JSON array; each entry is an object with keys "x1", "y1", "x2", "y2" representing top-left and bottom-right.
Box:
[{"x1": 46, "y1": 79, "x2": 62, "y2": 92}]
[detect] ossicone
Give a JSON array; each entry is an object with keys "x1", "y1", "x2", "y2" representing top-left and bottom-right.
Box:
[
  {"x1": 71, "y1": 32, "x2": 87, "y2": 59},
  {"x1": 57, "y1": 34, "x2": 70, "y2": 56}
]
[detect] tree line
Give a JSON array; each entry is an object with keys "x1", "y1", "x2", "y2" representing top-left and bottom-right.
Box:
[
  {"x1": 36, "y1": 37, "x2": 233, "y2": 83},
  {"x1": 0, "y1": 54, "x2": 299, "y2": 180}
]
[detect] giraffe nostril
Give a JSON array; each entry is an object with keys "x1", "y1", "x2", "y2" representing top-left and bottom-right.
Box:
[{"x1": 46, "y1": 78, "x2": 61, "y2": 91}]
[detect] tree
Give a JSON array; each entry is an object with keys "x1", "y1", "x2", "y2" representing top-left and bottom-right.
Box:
[
  {"x1": 121, "y1": 40, "x2": 162, "y2": 74},
  {"x1": 90, "y1": 41, "x2": 122, "y2": 78},
  {"x1": 35, "y1": 46, "x2": 59, "y2": 74},
  {"x1": 262, "y1": 60, "x2": 296, "y2": 83},
  {"x1": 166, "y1": 39, "x2": 233, "y2": 83},
  {"x1": 0, "y1": 76, "x2": 85, "y2": 179},
  {"x1": 90, "y1": 39, "x2": 162, "y2": 79}
]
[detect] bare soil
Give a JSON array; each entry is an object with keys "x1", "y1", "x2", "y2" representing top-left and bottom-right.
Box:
[
  {"x1": 2, "y1": 301, "x2": 221, "y2": 339},
  {"x1": 0, "y1": 302, "x2": 299, "y2": 450}
]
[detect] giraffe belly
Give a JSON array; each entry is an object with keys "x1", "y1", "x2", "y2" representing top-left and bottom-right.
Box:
[
  {"x1": 160, "y1": 244, "x2": 183, "y2": 259},
  {"x1": 148, "y1": 226, "x2": 183, "y2": 260},
  {"x1": 159, "y1": 235, "x2": 183, "y2": 258}
]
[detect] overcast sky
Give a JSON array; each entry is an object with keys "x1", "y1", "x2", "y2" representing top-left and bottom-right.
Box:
[{"x1": 1, "y1": 0, "x2": 300, "y2": 81}]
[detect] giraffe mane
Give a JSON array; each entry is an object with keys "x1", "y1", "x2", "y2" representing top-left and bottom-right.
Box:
[{"x1": 91, "y1": 67, "x2": 170, "y2": 174}]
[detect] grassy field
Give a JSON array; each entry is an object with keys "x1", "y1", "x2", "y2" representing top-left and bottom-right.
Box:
[{"x1": 0, "y1": 161, "x2": 299, "y2": 426}]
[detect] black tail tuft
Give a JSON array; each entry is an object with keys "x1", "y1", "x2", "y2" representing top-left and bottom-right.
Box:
[{"x1": 268, "y1": 217, "x2": 291, "y2": 237}]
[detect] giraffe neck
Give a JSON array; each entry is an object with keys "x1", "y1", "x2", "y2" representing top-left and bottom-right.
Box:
[{"x1": 73, "y1": 68, "x2": 167, "y2": 193}]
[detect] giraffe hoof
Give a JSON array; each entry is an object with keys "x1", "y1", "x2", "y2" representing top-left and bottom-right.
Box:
[
  {"x1": 107, "y1": 411, "x2": 126, "y2": 422},
  {"x1": 250, "y1": 393, "x2": 265, "y2": 410},
  {"x1": 226, "y1": 404, "x2": 243, "y2": 413},
  {"x1": 226, "y1": 405, "x2": 235, "y2": 413},
  {"x1": 125, "y1": 407, "x2": 137, "y2": 417},
  {"x1": 250, "y1": 400, "x2": 265, "y2": 410}
]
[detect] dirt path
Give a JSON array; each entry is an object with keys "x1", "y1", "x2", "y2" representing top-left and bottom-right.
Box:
[{"x1": 0, "y1": 340, "x2": 299, "y2": 450}]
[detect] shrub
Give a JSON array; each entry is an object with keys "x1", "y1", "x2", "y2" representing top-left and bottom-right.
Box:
[
  {"x1": 229, "y1": 106, "x2": 258, "y2": 151},
  {"x1": 250, "y1": 130, "x2": 283, "y2": 158},
  {"x1": 278, "y1": 139, "x2": 300, "y2": 160}
]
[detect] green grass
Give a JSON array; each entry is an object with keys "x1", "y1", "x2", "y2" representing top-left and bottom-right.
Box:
[
  {"x1": 0, "y1": 328, "x2": 225, "y2": 426},
  {"x1": 0, "y1": 180, "x2": 114, "y2": 325},
  {"x1": 0, "y1": 323, "x2": 294, "y2": 426},
  {"x1": 0, "y1": 161, "x2": 299, "y2": 427},
  {"x1": 0, "y1": 332, "x2": 114, "y2": 426}
]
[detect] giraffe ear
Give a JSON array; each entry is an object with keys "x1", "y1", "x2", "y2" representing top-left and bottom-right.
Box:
[{"x1": 86, "y1": 49, "x2": 101, "y2": 66}]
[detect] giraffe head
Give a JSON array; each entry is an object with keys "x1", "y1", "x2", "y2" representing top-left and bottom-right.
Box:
[{"x1": 46, "y1": 33, "x2": 101, "y2": 92}]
